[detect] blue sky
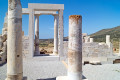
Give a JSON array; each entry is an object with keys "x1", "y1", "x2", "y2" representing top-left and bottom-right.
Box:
[{"x1": 0, "y1": 0, "x2": 120, "y2": 39}]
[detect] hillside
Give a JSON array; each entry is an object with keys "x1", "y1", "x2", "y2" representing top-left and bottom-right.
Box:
[
  {"x1": 90, "y1": 26, "x2": 120, "y2": 42},
  {"x1": 39, "y1": 37, "x2": 68, "y2": 47},
  {"x1": 38, "y1": 26, "x2": 120, "y2": 49}
]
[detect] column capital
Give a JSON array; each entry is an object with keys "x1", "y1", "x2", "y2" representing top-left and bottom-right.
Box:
[
  {"x1": 58, "y1": 9, "x2": 64, "y2": 11},
  {"x1": 52, "y1": 14, "x2": 59, "y2": 17},
  {"x1": 35, "y1": 14, "x2": 40, "y2": 17}
]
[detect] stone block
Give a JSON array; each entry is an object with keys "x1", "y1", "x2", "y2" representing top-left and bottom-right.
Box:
[
  {"x1": 90, "y1": 61, "x2": 101, "y2": 65},
  {"x1": 113, "y1": 59, "x2": 120, "y2": 64}
]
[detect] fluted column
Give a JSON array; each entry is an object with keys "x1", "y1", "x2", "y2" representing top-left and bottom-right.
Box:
[
  {"x1": 53, "y1": 15, "x2": 58, "y2": 55},
  {"x1": 35, "y1": 15, "x2": 40, "y2": 55},
  {"x1": 7, "y1": 0, "x2": 23, "y2": 80}
]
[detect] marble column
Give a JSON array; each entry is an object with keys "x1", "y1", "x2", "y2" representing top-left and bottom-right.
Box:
[
  {"x1": 35, "y1": 15, "x2": 40, "y2": 55},
  {"x1": 29, "y1": 9, "x2": 34, "y2": 57},
  {"x1": 119, "y1": 40, "x2": 120, "y2": 56},
  {"x1": 68, "y1": 15, "x2": 82, "y2": 80},
  {"x1": 58, "y1": 10, "x2": 64, "y2": 57},
  {"x1": 106, "y1": 35, "x2": 110, "y2": 48},
  {"x1": 7, "y1": 0, "x2": 23, "y2": 80},
  {"x1": 90, "y1": 38, "x2": 94, "y2": 43},
  {"x1": 53, "y1": 15, "x2": 58, "y2": 55},
  {"x1": 84, "y1": 36, "x2": 90, "y2": 43}
]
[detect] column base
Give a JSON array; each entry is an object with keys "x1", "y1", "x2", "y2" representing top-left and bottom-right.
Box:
[
  {"x1": 17, "y1": 73, "x2": 23, "y2": 80},
  {"x1": 6, "y1": 73, "x2": 23, "y2": 80},
  {"x1": 34, "y1": 51, "x2": 40, "y2": 56},
  {"x1": 53, "y1": 51, "x2": 58, "y2": 55},
  {"x1": 56, "y1": 76, "x2": 88, "y2": 80}
]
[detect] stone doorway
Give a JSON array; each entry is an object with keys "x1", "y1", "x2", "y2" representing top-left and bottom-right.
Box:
[
  {"x1": 35, "y1": 15, "x2": 54, "y2": 56},
  {"x1": 22, "y1": 3, "x2": 65, "y2": 60}
]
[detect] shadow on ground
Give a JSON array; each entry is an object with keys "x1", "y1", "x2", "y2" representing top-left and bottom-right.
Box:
[
  {"x1": 37, "y1": 78, "x2": 56, "y2": 80},
  {"x1": 0, "y1": 62, "x2": 6, "y2": 66}
]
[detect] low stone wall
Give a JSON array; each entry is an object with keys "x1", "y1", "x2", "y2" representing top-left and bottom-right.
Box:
[
  {"x1": 63, "y1": 41, "x2": 68, "y2": 57},
  {"x1": 83, "y1": 42, "x2": 112, "y2": 57},
  {"x1": 64, "y1": 41, "x2": 112, "y2": 58},
  {"x1": 22, "y1": 38, "x2": 112, "y2": 60},
  {"x1": 22, "y1": 36, "x2": 29, "y2": 58}
]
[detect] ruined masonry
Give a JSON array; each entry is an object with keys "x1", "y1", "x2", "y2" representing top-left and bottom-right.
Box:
[
  {"x1": 64, "y1": 34, "x2": 113, "y2": 63},
  {"x1": 0, "y1": 0, "x2": 115, "y2": 80},
  {"x1": 6, "y1": 0, "x2": 23, "y2": 80},
  {"x1": 0, "y1": 13, "x2": 8, "y2": 64}
]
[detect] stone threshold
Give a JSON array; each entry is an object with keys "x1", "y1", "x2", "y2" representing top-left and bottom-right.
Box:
[
  {"x1": 32, "y1": 55, "x2": 60, "y2": 61},
  {"x1": 56, "y1": 76, "x2": 88, "y2": 80}
]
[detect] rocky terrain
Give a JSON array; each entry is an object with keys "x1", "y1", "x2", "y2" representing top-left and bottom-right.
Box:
[{"x1": 0, "y1": 13, "x2": 8, "y2": 64}]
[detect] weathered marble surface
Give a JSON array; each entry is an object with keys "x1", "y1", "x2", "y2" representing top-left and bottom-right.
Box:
[
  {"x1": 7, "y1": 0, "x2": 23, "y2": 79},
  {"x1": 68, "y1": 15, "x2": 82, "y2": 80}
]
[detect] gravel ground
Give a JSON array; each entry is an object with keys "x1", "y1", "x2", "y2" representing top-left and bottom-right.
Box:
[
  {"x1": 23, "y1": 59, "x2": 67, "y2": 80},
  {"x1": 0, "y1": 63, "x2": 7, "y2": 80},
  {"x1": 0, "y1": 59, "x2": 67, "y2": 80},
  {"x1": 83, "y1": 64, "x2": 120, "y2": 80},
  {"x1": 0, "y1": 59, "x2": 120, "y2": 80}
]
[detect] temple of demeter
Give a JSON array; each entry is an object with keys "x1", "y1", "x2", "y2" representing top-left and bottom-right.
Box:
[{"x1": 22, "y1": 3, "x2": 64, "y2": 59}]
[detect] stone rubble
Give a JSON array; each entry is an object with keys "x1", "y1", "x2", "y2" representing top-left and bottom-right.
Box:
[{"x1": 0, "y1": 13, "x2": 8, "y2": 64}]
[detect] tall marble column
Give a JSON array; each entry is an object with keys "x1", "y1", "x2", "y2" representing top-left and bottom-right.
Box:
[
  {"x1": 29, "y1": 9, "x2": 34, "y2": 57},
  {"x1": 7, "y1": 0, "x2": 23, "y2": 80},
  {"x1": 35, "y1": 15, "x2": 40, "y2": 55},
  {"x1": 58, "y1": 10, "x2": 64, "y2": 57},
  {"x1": 53, "y1": 15, "x2": 58, "y2": 55},
  {"x1": 68, "y1": 15, "x2": 82, "y2": 80}
]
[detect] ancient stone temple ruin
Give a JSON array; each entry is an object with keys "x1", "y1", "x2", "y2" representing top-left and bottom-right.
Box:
[
  {"x1": 5, "y1": 0, "x2": 84, "y2": 79},
  {"x1": 0, "y1": 13, "x2": 7, "y2": 64},
  {"x1": 1, "y1": 1, "x2": 114, "y2": 65},
  {"x1": 64, "y1": 34, "x2": 113, "y2": 64},
  {"x1": 22, "y1": 3, "x2": 64, "y2": 59},
  {"x1": 0, "y1": 3, "x2": 65, "y2": 63},
  {"x1": 0, "y1": 0, "x2": 118, "y2": 80}
]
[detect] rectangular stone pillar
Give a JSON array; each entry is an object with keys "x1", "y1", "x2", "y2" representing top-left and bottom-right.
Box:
[
  {"x1": 53, "y1": 15, "x2": 58, "y2": 55},
  {"x1": 58, "y1": 10, "x2": 64, "y2": 58},
  {"x1": 106, "y1": 35, "x2": 110, "y2": 48},
  {"x1": 90, "y1": 38, "x2": 94, "y2": 43},
  {"x1": 29, "y1": 9, "x2": 34, "y2": 57},
  {"x1": 106, "y1": 35, "x2": 110, "y2": 43},
  {"x1": 7, "y1": 0, "x2": 23, "y2": 80},
  {"x1": 35, "y1": 15, "x2": 40, "y2": 55},
  {"x1": 106, "y1": 35, "x2": 113, "y2": 56}
]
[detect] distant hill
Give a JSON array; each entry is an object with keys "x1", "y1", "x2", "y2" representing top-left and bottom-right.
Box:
[
  {"x1": 90, "y1": 26, "x2": 120, "y2": 42},
  {"x1": 39, "y1": 26, "x2": 120, "y2": 43},
  {"x1": 39, "y1": 37, "x2": 68, "y2": 47}
]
